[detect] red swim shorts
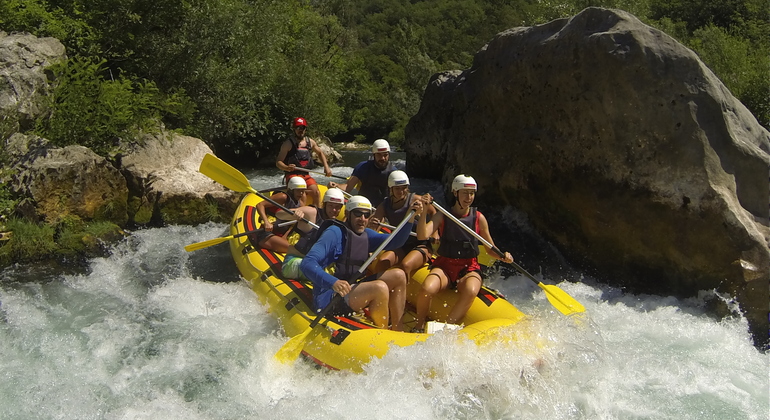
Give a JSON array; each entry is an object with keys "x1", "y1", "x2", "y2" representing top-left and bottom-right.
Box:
[
  {"x1": 430, "y1": 256, "x2": 481, "y2": 285},
  {"x1": 286, "y1": 173, "x2": 317, "y2": 186}
]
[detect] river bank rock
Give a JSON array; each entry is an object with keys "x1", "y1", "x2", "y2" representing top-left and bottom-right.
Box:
[
  {"x1": 6, "y1": 133, "x2": 128, "y2": 225},
  {"x1": 405, "y1": 8, "x2": 769, "y2": 348},
  {"x1": 118, "y1": 131, "x2": 241, "y2": 226},
  {"x1": 0, "y1": 31, "x2": 66, "y2": 130}
]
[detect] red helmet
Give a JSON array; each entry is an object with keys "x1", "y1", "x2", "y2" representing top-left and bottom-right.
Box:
[{"x1": 293, "y1": 117, "x2": 307, "y2": 127}]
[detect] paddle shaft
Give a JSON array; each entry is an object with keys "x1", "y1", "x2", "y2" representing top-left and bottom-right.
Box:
[
  {"x1": 431, "y1": 202, "x2": 537, "y2": 282},
  {"x1": 291, "y1": 167, "x2": 348, "y2": 181},
  {"x1": 308, "y1": 209, "x2": 417, "y2": 328}
]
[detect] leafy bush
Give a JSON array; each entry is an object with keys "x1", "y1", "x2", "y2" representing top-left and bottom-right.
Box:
[{"x1": 35, "y1": 57, "x2": 195, "y2": 157}]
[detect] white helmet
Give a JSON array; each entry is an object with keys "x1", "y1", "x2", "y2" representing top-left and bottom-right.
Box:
[
  {"x1": 451, "y1": 174, "x2": 477, "y2": 192},
  {"x1": 346, "y1": 195, "x2": 373, "y2": 213},
  {"x1": 287, "y1": 177, "x2": 307, "y2": 190},
  {"x1": 371, "y1": 139, "x2": 390, "y2": 154},
  {"x1": 388, "y1": 170, "x2": 410, "y2": 188},
  {"x1": 322, "y1": 188, "x2": 345, "y2": 204}
]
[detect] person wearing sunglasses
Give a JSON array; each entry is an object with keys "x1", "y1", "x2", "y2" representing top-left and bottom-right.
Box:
[
  {"x1": 299, "y1": 195, "x2": 424, "y2": 331},
  {"x1": 328, "y1": 138, "x2": 394, "y2": 207},
  {"x1": 275, "y1": 117, "x2": 333, "y2": 205}
]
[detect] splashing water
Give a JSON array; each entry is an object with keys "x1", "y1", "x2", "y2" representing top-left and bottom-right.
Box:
[{"x1": 0, "y1": 161, "x2": 766, "y2": 419}]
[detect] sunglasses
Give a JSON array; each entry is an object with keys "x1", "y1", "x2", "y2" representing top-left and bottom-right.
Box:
[
  {"x1": 351, "y1": 209, "x2": 371, "y2": 219},
  {"x1": 294, "y1": 125, "x2": 307, "y2": 130}
]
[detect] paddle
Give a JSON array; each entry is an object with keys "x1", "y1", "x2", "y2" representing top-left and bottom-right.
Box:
[
  {"x1": 275, "y1": 208, "x2": 418, "y2": 363},
  {"x1": 291, "y1": 166, "x2": 348, "y2": 181},
  {"x1": 184, "y1": 220, "x2": 298, "y2": 252},
  {"x1": 199, "y1": 153, "x2": 319, "y2": 229},
  {"x1": 431, "y1": 202, "x2": 585, "y2": 316}
]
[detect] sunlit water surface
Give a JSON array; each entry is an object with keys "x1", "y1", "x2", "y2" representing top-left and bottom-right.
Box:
[{"x1": 1, "y1": 153, "x2": 767, "y2": 419}]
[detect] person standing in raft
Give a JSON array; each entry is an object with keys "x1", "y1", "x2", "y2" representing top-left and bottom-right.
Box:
[
  {"x1": 282, "y1": 187, "x2": 346, "y2": 281},
  {"x1": 275, "y1": 117, "x2": 333, "y2": 205},
  {"x1": 413, "y1": 175, "x2": 513, "y2": 333},
  {"x1": 370, "y1": 170, "x2": 436, "y2": 279},
  {"x1": 250, "y1": 177, "x2": 311, "y2": 253},
  {"x1": 328, "y1": 139, "x2": 394, "y2": 207},
  {"x1": 300, "y1": 195, "x2": 424, "y2": 331}
]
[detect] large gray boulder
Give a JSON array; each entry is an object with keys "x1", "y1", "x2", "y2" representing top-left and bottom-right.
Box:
[
  {"x1": 0, "y1": 31, "x2": 66, "y2": 129},
  {"x1": 118, "y1": 131, "x2": 240, "y2": 225},
  {"x1": 405, "y1": 8, "x2": 769, "y2": 347},
  {"x1": 6, "y1": 133, "x2": 128, "y2": 225}
]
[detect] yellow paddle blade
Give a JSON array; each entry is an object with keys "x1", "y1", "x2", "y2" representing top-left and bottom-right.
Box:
[
  {"x1": 275, "y1": 327, "x2": 312, "y2": 364},
  {"x1": 199, "y1": 153, "x2": 255, "y2": 194},
  {"x1": 538, "y1": 282, "x2": 586, "y2": 316},
  {"x1": 184, "y1": 235, "x2": 233, "y2": 252},
  {"x1": 477, "y1": 245, "x2": 496, "y2": 267}
]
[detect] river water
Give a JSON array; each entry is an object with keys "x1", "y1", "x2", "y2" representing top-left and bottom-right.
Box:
[{"x1": 0, "y1": 152, "x2": 767, "y2": 419}]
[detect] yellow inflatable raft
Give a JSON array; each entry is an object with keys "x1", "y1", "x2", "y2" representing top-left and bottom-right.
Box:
[{"x1": 229, "y1": 189, "x2": 528, "y2": 372}]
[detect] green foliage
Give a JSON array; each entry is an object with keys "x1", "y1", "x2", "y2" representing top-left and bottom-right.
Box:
[
  {"x1": 35, "y1": 57, "x2": 194, "y2": 156},
  {"x1": 2, "y1": 0, "x2": 768, "y2": 160},
  {"x1": 688, "y1": 25, "x2": 769, "y2": 127},
  {"x1": 0, "y1": 218, "x2": 58, "y2": 266}
]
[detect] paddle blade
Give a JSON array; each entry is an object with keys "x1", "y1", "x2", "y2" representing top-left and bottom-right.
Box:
[
  {"x1": 199, "y1": 153, "x2": 255, "y2": 194},
  {"x1": 275, "y1": 327, "x2": 312, "y2": 363},
  {"x1": 538, "y1": 282, "x2": 586, "y2": 316},
  {"x1": 477, "y1": 245, "x2": 496, "y2": 267},
  {"x1": 184, "y1": 235, "x2": 232, "y2": 252}
]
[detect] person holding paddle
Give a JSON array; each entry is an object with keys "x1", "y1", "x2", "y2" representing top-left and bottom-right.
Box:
[
  {"x1": 299, "y1": 195, "x2": 424, "y2": 331},
  {"x1": 250, "y1": 177, "x2": 313, "y2": 253},
  {"x1": 370, "y1": 170, "x2": 436, "y2": 279},
  {"x1": 413, "y1": 175, "x2": 513, "y2": 333},
  {"x1": 275, "y1": 117, "x2": 332, "y2": 205}
]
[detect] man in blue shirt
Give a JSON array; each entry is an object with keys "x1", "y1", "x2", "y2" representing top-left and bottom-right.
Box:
[
  {"x1": 300, "y1": 195, "x2": 423, "y2": 331},
  {"x1": 329, "y1": 139, "x2": 394, "y2": 207}
]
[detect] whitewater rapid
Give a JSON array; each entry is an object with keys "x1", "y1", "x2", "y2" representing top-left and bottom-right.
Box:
[{"x1": 0, "y1": 156, "x2": 767, "y2": 419}]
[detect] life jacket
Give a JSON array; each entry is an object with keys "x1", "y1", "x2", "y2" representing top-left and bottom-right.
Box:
[
  {"x1": 262, "y1": 192, "x2": 301, "y2": 237},
  {"x1": 283, "y1": 135, "x2": 315, "y2": 172},
  {"x1": 302, "y1": 219, "x2": 369, "y2": 281},
  {"x1": 383, "y1": 192, "x2": 413, "y2": 225},
  {"x1": 356, "y1": 161, "x2": 394, "y2": 206},
  {"x1": 437, "y1": 207, "x2": 480, "y2": 259}
]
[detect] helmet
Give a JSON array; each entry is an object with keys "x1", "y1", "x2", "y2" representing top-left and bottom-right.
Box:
[
  {"x1": 388, "y1": 170, "x2": 410, "y2": 188},
  {"x1": 345, "y1": 195, "x2": 372, "y2": 213},
  {"x1": 287, "y1": 177, "x2": 307, "y2": 190},
  {"x1": 323, "y1": 188, "x2": 345, "y2": 204},
  {"x1": 293, "y1": 117, "x2": 307, "y2": 127},
  {"x1": 371, "y1": 139, "x2": 390, "y2": 154},
  {"x1": 451, "y1": 174, "x2": 477, "y2": 192}
]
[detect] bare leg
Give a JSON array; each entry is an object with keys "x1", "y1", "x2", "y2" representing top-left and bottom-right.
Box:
[
  {"x1": 293, "y1": 206, "x2": 318, "y2": 233},
  {"x1": 446, "y1": 272, "x2": 482, "y2": 325},
  {"x1": 259, "y1": 235, "x2": 290, "y2": 253},
  {"x1": 373, "y1": 249, "x2": 402, "y2": 273},
  {"x1": 399, "y1": 248, "x2": 430, "y2": 283},
  {"x1": 347, "y1": 280, "x2": 390, "y2": 328},
  {"x1": 309, "y1": 184, "x2": 321, "y2": 206},
  {"x1": 378, "y1": 267, "x2": 407, "y2": 331},
  {"x1": 414, "y1": 268, "x2": 448, "y2": 331}
]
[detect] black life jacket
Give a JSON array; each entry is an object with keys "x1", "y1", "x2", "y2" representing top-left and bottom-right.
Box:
[
  {"x1": 383, "y1": 192, "x2": 413, "y2": 225},
  {"x1": 283, "y1": 136, "x2": 315, "y2": 172},
  {"x1": 357, "y1": 161, "x2": 394, "y2": 206},
  {"x1": 437, "y1": 207, "x2": 480, "y2": 259},
  {"x1": 300, "y1": 219, "x2": 369, "y2": 281}
]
